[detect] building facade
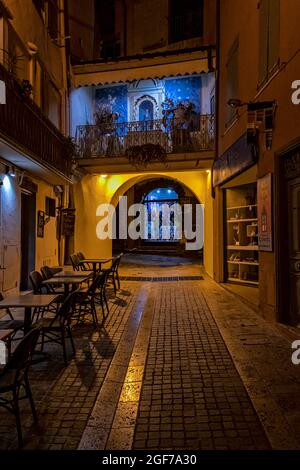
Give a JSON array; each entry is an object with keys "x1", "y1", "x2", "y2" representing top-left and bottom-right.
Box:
[
  {"x1": 69, "y1": 0, "x2": 217, "y2": 277},
  {"x1": 213, "y1": 0, "x2": 300, "y2": 325},
  {"x1": 0, "y1": 0, "x2": 72, "y2": 292}
]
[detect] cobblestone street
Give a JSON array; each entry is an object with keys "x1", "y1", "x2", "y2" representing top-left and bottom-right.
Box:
[{"x1": 1, "y1": 255, "x2": 300, "y2": 450}]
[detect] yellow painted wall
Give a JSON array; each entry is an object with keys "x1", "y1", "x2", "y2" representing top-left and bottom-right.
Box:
[
  {"x1": 34, "y1": 179, "x2": 59, "y2": 271},
  {"x1": 73, "y1": 169, "x2": 214, "y2": 277}
]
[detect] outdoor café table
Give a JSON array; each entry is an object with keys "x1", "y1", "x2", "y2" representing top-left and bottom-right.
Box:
[
  {"x1": 0, "y1": 294, "x2": 59, "y2": 334},
  {"x1": 43, "y1": 272, "x2": 92, "y2": 297},
  {"x1": 78, "y1": 258, "x2": 112, "y2": 274},
  {"x1": 53, "y1": 270, "x2": 93, "y2": 278}
]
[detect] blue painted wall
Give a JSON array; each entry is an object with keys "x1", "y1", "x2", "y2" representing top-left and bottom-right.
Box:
[{"x1": 164, "y1": 76, "x2": 201, "y2": 112}]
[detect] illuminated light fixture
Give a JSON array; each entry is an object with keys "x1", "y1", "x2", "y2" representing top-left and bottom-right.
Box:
[
  {"x1": 6, "y1": 165, "x2": 16, "y2": 177},
  {"x1": 167, "y1": 189, "x2": 172, "y2": 194},
  {"x1": 156, "y1": 190, "x2": 160, "y2": 194},
  {"x1": 206, "y1": 170, "x2": 211, "y2": 174},
  {"x1": 3, "y1": 175, "x2": 11, "y2": 190},
  {"x1": 227, "y1": 98, "x2": 246, "y2": 108},
  {"x1": 101, "y1": 174, "x2": 108, "y2": 178}
]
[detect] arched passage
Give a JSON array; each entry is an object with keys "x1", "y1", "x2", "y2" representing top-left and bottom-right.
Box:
[
  {"x1": 112, "y1": 175, "x2": 202, "y2": 256},
  {"x1": 73, "y1": 170, "x2": 213, "y2": 276}
]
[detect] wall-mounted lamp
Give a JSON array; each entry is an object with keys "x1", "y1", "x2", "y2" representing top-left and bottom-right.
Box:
[
  {"x1": 227, "y1": 98, "x2": 276, "y2": 111},
  {"x1": 227, "y1": 98, "x2": 246, "y2": 108},
  {"x1": 6, "y1": 165, "x2": 16, "y2": 177}
]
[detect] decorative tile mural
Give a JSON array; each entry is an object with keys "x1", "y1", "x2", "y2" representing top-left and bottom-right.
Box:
[
  {"x1": 164, "y1": 76, "x2": 202, "y2": 113},
  {"x1": 93, "y1": 76, "x2": 202, "y2": 124},
  {"x1": 95, "y1": 84, "x2": 128, "y2": 123}
]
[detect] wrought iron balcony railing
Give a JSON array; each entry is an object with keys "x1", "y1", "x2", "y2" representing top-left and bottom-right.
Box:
[
  {"x1": 75, "y1": 115, "x2": 214, "y2": 159},
  {"x1": 0, "y1": 63, "x2": 72, "y2": 177}
]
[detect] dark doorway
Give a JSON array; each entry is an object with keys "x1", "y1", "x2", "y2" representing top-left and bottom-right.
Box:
[
  {"x1": 278, "y1": 145, "x2": 300, "y2": 326},
  {"x1": 20, "y1": 192, "x2": 36, "y2": 291}
]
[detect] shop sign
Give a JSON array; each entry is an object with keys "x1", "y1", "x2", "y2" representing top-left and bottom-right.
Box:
[
  {"x1": 258, "y1": 173, "x2": 273, "y2": 252},
  {"x1": 61, "y1": 209, "x2": 75, "y2": 237},
  {"x1": 213, "y1": 133, "x2": 257, "y2": 187}
]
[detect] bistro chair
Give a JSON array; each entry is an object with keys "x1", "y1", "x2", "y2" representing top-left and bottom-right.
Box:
[
  {"x1": 0, "y1": 293, "x2": 25, "y2": 353},
  {"x1": 107, "y1": 254, "x2": 123, "y2": 294},
  {"x1": 0, "y1": 327, "x2": 40, "y2": 448},
  {"x1": 75, "y1": 271, "x2": 109, "y2": 326},
  {"x1": 77, "y1": 252, "x2": 93, "y2": 270},
  {"x1": 70, "y1": 253, "x2": 81, "y2": 271},
  {"x1": 40, "y1": 265, "x2": 59, "y2": 281},
  {"x1": 40, "y1": 266, "x2": 64, "y2": 294},
  {"x1": 29, "y1": 271, "x2": 62, "y2": 318},
  {"x1": 33, "y1": 290, "x2": 79, "y2": 365}
]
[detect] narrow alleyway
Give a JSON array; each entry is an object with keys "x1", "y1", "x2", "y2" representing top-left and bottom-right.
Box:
[{"x1": 1, "y1": 255, "x2": 300, "y2": 450}]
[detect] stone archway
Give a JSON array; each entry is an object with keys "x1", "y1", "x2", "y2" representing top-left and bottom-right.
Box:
[
  {"x1": 74, "y1": 170, "x2": 213, "y2": 276},
  {"x1": 110, "y1": 174, "x2": 203, "y2": 256}
]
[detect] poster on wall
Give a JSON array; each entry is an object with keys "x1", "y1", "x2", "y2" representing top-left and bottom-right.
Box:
[
  {"x1": 37, "y1": 210, "x2": 45, "y2": 238},
  {"x1": 258, "y1": 173, "x2": 273, "y2": 251}
]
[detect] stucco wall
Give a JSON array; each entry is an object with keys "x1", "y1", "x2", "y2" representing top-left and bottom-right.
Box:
[
  {"x1": 34, "y1": 179, "x2": 59, "y2": 271},
  {"x1": 0, "y1": 164, "x2": 58, "y2": 294}
]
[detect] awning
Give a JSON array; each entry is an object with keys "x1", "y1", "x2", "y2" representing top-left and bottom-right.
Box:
[
  {"x1": 73, "y1": 47, "x2": 216, "y2": 88},
  {"x1": 212, "y1": 133, "x2": 258, "y2": 187}
]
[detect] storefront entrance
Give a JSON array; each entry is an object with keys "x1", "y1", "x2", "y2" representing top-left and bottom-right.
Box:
[{"x1": 278, "y1": 144, "x2": 300, "y2": 326}]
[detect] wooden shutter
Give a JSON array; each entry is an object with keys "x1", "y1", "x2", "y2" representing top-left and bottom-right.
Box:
[
  {"x1": 268, "y1": 0, "x2": 280, "y2": 73},
  {"x1": 226, "y1": 38, "x2": 239, "y2": 124},
  {"x1": 258, "y1": 0, "x2": 269, "y2": 85}
]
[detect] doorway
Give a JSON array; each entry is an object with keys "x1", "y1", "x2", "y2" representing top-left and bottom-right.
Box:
[
  {"x1": 287, "y1": 177, "x2": 300, "y2": 325},
  {"x1": 20, "y1": 192, "x2": 36, "y2": 291}
]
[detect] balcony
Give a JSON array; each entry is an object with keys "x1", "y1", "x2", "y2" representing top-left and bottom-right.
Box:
[
  {"x1": 0, "y1": 63, "x2": 72, "y2": 183},
  {"x1": 75, "y1": 115, "x2": 215, "y2": 173},
  {"x1": 74, "y1": 115, "x2": 214, "y2": 173}
]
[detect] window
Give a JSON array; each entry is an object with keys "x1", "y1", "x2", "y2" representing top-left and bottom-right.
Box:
[
  {"x1": 33, "y1": 0, "x2": 45, "y2": 18},
  {"x1": 144, "y1": 188, "x2": 180, "y2": 242},
  {"x1": 225, "y1": 38, "x2": 239, "y2": 126},
  {"x1": 169, "y1": 0, "x2": 204, "y2": 43},
  {"x1": 47, "y1": 0, "x2": 59, "y2": 40},
  {"x1": 258, "y1": 0, "x2": 280, "y2": 86}
]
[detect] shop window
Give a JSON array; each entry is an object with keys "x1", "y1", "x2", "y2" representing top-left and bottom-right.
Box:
[
  {"x1": 225, "y1": 182, "x2": 259, "y2": 286},
  {"x1": 258, "y1": 0, "x2": 280, "y2": 86},
  {"x1": 225, "y1": 37, "x2": 239, "y2": 127}
]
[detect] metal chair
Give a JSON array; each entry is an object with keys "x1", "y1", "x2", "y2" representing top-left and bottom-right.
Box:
[
  {"x1": 33, "y1": 290, "x2": 79, "y2": 365},
  {"x1": 70, "y1": 253, "x2": 81, "y2": 271},
  {"x1": 0, "y1": 293, "x2": 25, "y2": 352},
  {"x1": 0, "y1": 327, "x2": 40, "y2": 448},
  {"x1": 107, "y1": 254, "x2": 123, "y2": 294},
  {"x1": 29, "y1": 271, "x2": 63, "y2": 318},
  {"x1": 75, "y1": 271, "x2": 109, "y2": 325},
  {"x1": 40, "y1": 266, "x2": 64, "y2": 294},
  {"x1": 74, "y1": 252, "x2": 92, "y2": 272}
]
